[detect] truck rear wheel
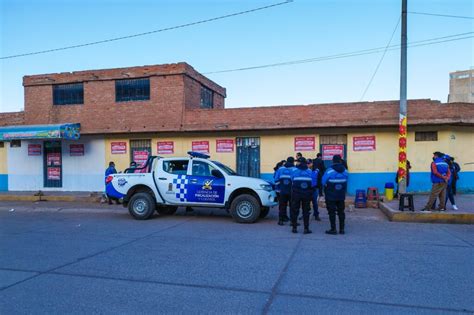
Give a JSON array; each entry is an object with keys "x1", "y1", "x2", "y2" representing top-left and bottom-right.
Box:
[
  {"x1": 230, "y1": 194, "x2": 261, "y2": 223},
  {"x1": 128, "y1": 192, "x2": 155, "y2": 220},
  {"x1": 156, "y1": 206, "x2": 178, "y2": 215}
]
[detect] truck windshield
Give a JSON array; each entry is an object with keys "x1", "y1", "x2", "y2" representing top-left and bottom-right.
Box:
[{"x1": 212, "y1": 161, "x2": 237, "y2": 175}]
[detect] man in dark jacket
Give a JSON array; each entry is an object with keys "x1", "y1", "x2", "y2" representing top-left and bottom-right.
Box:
[
  {"x1": 290, "y1": 157, "x2": 313, "y2": 234},
  {"x1": 274, "y1": 157, "x2": 296, "y2": 225},
  {"x1": 322, "y1": 155, "x2": 349, "y2": 235},
  {"x1": 313, "y1": 153, "x2": 326, "y2": 198}
]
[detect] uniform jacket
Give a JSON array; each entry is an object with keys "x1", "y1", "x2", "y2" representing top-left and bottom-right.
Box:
[
  {"x1": 275, "y1": 162, "x2": 296, "y2": 195},
  {"x1": 291, "y1": 164, "x2": 313, "y2": 195},
  {"x1": 430, "y1": 158, "x2": 450, "y2": 184},
  {"x1": 322, "y1": 163, "x2": 348, "y2": 201}
]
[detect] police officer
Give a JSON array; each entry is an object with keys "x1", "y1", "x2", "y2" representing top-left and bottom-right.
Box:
[
  {"x1": 274, "y1": 157, "x2": 296, "y2": 225},
  {"x1": 290, "y1": 157, "x2": 313, "y2": 234},
  {"x1": 322, "y1": 154, "x2": 348, "y2": 235}
]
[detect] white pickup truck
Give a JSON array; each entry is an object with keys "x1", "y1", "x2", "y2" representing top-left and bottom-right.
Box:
[{"x1": 106, "y1": 152, "x2": 277, "y2": 223}]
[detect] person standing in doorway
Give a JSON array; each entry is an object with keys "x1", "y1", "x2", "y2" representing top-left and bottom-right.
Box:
[
  {"x1": 274, "y1": 157, "x2": 296, "y2": 225},
  {"x1": 322, "y1": 155, "x2": 348, "y2": 235},
  {"x1": 290, "y1": 157, "x2": 313, "y2": 234},
  {"x1": 105, "y1": 161, "x2": 120, "y2": 205},
  {"x1": 313, "y1": 153, "x2": 326, "y2": 199},
  {"x1": 421, "y1": 152, "x2": 451, "y2": 212}
]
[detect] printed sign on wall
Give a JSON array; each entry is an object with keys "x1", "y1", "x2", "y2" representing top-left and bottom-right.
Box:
[
  {"x1": 70, "y1": 144, "x2": 85, "y2": 156},
  {"x1": 47, "y1": 167, "x2": 61, "y2": 180},
  {"x1": 157, "y1": 141, "x2": 174, "y2": 154},
  {"x1": 28, "y1": 144, "x2": 42, "y2": 156},
  {"x1": 353, "y1": 136, "x2": 376, "y2": 151},
  {"x1": 111, "y1": 142, "x2": 127, "y2": 154},
  {"x1": 294, "y1": 137, "x2": 315, "y2": 151},
  {"x1": 192, "y1": 141, "x2": 209, "y2": 153},
  {"x1": 216, "y1": 139, "x2": 234, "y2": 153},
  {"x1": 133, "y1": 150, "x2": 149, "y2": 167},
  {"x1": 47, "y1": 152, "x2": 61, "y2": 166},
  {"x1": 322, "y1": 144, "x2": 345, "y2": 160}
]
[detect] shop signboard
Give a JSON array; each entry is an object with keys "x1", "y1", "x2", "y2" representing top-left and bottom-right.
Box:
[
  {"x1": 111, "y1": 142, "x2": 127, "y2": 154},
  {"x1": 133, "y1": 150, "x2": 149, "y2": 167},
  {"x1": 353, "y1": 136, "x2": 376, "y2": 151},
  {"x1": 157, "y1": 141, "x2": 174, "y2": 154},
  {"x1": 70, "y1": 144, "x2": 85, "y2": 156},
  {"x1": 294, "y1": 136, "x2": 315, "y2": 151},
  {"x1": 47, "y1": 167, "x2": 61, "y2": 180},
  {"x1": 192, "y1": 141, "x2": 209, "y2": 153},
  {"x1": 47, "y1": 152, "x2": 61, "y2": 166},
  {"x1": 28, "y1": 144, "x2": 42, "y2": 156},
  {"x1": 216, "y1": 139, "x2": 234, "y2": 153},
  {"x1": 322, "y1": 144, "x2": 345, "y2": 160}
]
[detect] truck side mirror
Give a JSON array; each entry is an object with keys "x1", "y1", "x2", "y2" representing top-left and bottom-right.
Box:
[{"x1": 211, "y1": 169, "x2": 223, "y2": 178}]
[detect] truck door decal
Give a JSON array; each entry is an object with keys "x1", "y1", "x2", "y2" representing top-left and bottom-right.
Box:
[{"x1": 172, "y1": 174, "x2": 225, "y2": 203}]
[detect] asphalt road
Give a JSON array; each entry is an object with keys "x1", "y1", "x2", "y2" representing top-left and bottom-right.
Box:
[{"x1": 1, "y1": 201, "x2": 473, "y2": 314}]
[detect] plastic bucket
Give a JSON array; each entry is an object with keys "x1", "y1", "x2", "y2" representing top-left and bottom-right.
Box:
[{"x1": 385, "y1": 183, "x2": 395, "y2": 201}]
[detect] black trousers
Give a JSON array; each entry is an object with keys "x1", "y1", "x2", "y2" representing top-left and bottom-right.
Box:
[
  {"x1": 278, "y1": 193, "x2": 291, "y2": 219},
  {"x1": 326, "y1": 200, "x2": 345, "y2": 230},
  {"x1": 290, "y1": 191, "x2": 312, "y2": 228}
]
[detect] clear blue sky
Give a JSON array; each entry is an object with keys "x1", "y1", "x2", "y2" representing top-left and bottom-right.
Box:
[{"x1": 1, "y1": 0, "x2": 473, "y2": 113}]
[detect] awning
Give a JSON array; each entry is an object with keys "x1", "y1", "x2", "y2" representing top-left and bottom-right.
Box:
[{"x1": 0, "y1": 123, "x2": 80, "y2": 141}]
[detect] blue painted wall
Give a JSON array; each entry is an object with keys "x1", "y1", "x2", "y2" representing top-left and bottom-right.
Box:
[
  {"x1": 261, "y1": 171, "x2": 474, "y2": 195},
  {"x1": 0, "y1": 174, "x2": 8, "y2": 191}
]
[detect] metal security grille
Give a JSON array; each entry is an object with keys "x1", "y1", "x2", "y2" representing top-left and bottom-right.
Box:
[
  {"x1": 44, "y1": 141, "x2": 62, "y2": 188},
  {"x1": 415, "y1": 131, "x2": 438, "y2": 142},
  {"x1": 200, "y1": 86, "x2": 213, "y2": 109},
  {"x1": 130, "y1": 139, "x2": 152, "y2": 167},
  {"x1": 115, "y1": 78, "x2": 150, "y2": 102},
  {"x1": 319, "y1": 134, "x2": 347, "y2": 144},
  {"x1": 53, "y1": 83, "x2": 84, "y2": 105},
  {"x1": 236, "y1": 137, "x2": 260, "y2": 178}
]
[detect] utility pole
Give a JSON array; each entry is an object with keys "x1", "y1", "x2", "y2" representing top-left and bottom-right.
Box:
[{"x1": 398, "y1": 0, "x2": 408, "y2": 194}]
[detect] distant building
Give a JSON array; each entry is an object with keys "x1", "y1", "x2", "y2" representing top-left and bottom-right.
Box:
[{"x1": 448, "y1": 69, "x2": 474, "y2": 103}]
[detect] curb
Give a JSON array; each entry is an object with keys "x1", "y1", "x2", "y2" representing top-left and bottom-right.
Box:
[
  {"x1": 0, "y1": 195, "x2": 101, "y2": 203},
  {"x1": 379, "y1": 202, "x2": 474, "y2": 224}
]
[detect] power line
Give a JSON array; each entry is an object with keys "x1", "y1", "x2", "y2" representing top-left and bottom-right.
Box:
[
  {"x1": 408, "y1": 11, "x2": 474, "y2": 20},
  {"x1": 0, "y1": 0, "x2": 293, "y2": 60},
  {"x1": 360, "y1": 16, "x2": 401, "y2": 101},
  {"x1": 204, "y1": 32, "x2": 474, "y2": 74}
]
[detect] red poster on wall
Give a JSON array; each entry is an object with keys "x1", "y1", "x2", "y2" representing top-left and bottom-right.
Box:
[
  {"x1": 47, "y1": 152, "x2": 61, "y2": 166},
  {"x1": 294, "y1": 137, "x2": 315, "y2": 151},
  {"x1": 353, "y1": 136, "x2": 376, "y2": 151},
  {"x1": 192, "y1": 141, "x2": 209, "y2": 153},
  {"x1": 322, "y1": 144, "x2": 345, "y2": 160},
  {"x1": 157, "y1": 141, "x2": 174, "y2": 154},
  {"x1": 133, "y1": 150, "x2": 149, "y2": 167},
  {"x1": 216, "y1": 139, "x2": 234, "y2": 153},
  {"x1": 47, "y1": 167, "x2": 61, "y2": 180},
  {"x1": 28, "y1": 144, "x2": 42, "y2": 156},
  {"x1": 70, "y1": 144, "x2": 85, "y2": 156},
  {"x1": 111, "y1": 142, "x2": 127, "y2": 154}
]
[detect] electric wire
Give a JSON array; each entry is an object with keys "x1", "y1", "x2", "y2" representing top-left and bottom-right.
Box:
[
  {"x1": 408, "y1": 11, "x2": 474, "y2": 20},
  {"x1": 0, "y1": 0, "x2": 293, "y2": 60}
]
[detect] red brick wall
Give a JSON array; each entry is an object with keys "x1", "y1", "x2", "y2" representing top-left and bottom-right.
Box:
[
  {"x1": 0, "y1": 112, "x2": 25, "y2": 127},
  {"x1": 184, "y1": 76, "x2": 225, "y2": 110}
]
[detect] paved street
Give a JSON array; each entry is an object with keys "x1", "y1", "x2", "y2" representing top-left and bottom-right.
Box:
[{"x1": 1, "y1": 201, "x2": 473, "y2": 314}]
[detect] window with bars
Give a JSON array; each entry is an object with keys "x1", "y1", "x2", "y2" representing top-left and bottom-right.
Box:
[
  {"x1": 53, "y1": 83, "x2": 84, "y2": 105},
  {"x1": 200, "y1": 86, "x2": 213, "y2": 109},
  {"x1": 115, "y1": 78, "x2": 150, "y2": 102},
  {"x1": 415, "y1": 131, "x2": 438, "y2": 142}
]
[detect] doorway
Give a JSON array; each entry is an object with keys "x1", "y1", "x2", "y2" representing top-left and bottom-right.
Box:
[
  {"x1": 319, "y1": 134, "x2": 347, "y2": 169},
  {"x1": 130, "y1": 139, "x2": 152, "y2": 167},
  {"x1": 236, "y1": 137, "x2": 260, "y2": 178},
  {"x1": 44, "y1": 141, "x2": 62, "y2": 188}
]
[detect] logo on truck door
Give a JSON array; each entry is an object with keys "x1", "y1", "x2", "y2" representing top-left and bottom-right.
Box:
[{"x1": 202, "y1": 180, "x2": 213, "y2": 190}]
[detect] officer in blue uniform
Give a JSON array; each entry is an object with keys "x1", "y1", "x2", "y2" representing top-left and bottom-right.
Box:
[
  {"x1": 290, "y1": 157, "x2": 314, "y2": 234},
  {"x1": 322, "y1": 155, "x2": 348, "y2": 235},
  {"x1": 275, "y1": 157, "x2": 296, "y2": 225}
]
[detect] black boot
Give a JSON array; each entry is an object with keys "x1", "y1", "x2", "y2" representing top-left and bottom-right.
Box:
[
  {"x1": 278, "y1": 218, "x2": 284, "y2": 226},
  {"x1": 339, "y1": 221, "x2": 345, "y2": 235},
  {"x1": 304, "y1": 227, "x2": 312, "y2": 234},
  {"x1": 282, "y1": 215, "x2": 290, "y2": 222},
  {"x1": 326, "y1": 214, "x2": 337, "y2": 235},
  {"x1": 325, "y1": 229, "x2": 337, "y2": 235},
  {"x1": 314, "y1": 215, "x2": 321, "y2": 221},
  {"x1": 292, "y1": 226, "x2": 297, "y2": 233}
]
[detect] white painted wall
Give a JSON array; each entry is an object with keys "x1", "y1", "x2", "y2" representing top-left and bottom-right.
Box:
[{"x1": 8, "y1": 136, "x2": 105, "y2": 192}]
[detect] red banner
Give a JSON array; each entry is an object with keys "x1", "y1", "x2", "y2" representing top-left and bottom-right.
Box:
[
  {"x1": 47, "y1": 167, "x2": 61, "y2": 180},
  {"x1": 111, "y1": 142, "x2": 127, "y2": 154},
  {"x1": 157, "y1": 141, "x2": 174, "y2": 154},
  {"x1": 294, "y1": 137, "x2": 315, "y2": 151},
  {"x1": 192, "y1": 141, "x2": 209, "y2": 153},
  {"x1": 322, "y1": 144, "x2": 344, "y2": 161},
  {"x1": 47, "y1": 152, "x2": 61, "y2": 166},
  {"x1": 353, "y1": 136, "x2": 376, "y2": 151},
  {"x1": 216, "y1": 139, "x2": 234, "y2": 153},
  {"x1": 133, "y1": 150, "x2": 149, "y2": 167},
  {"x1": 28, "y1": 144, "x2": 41, "y2": 156},
  {"x1": 70, "y1": 144, "x2": 85, "y2": 156}
]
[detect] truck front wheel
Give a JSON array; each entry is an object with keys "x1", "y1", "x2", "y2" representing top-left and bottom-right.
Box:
[
  {"x1": 230, "y1": 194, "x2": 261, "y2": 223},
  {"x1": 128, "y1": 192, "x2": 155, "y2": 220}
]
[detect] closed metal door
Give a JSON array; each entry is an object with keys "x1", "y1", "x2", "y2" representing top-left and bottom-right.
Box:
[
  {"x1": 319, "y1": 135, "x2": 347, "y2": 169},
  {"x1": 236, "y1": 137, "x2": 260, "y2": 178},
  {"x1": 130, "y1": 139, "x2": 151, "y2": 167},
  {"x1": 44, "y1": 141, "x2": 62, "y2": 188}
]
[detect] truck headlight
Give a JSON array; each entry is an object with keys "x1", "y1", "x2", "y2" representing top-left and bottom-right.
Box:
[{"x1": 260, "y1": 184, "x2": 273, "y2": 191}]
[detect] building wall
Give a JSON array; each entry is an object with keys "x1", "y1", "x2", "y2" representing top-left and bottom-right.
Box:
[
  {"x1": 7, "y1": 136, "x2": 105, "y2": 191},
  {"x1": 0, "y1": 143, "x2": 7, "y2": 191},
  {"x1": 448, "y1": 69, "x2": 474, "y2": 103},
  {"x1": 183, "y1": 76, "x2": 225, "y2": 110}
]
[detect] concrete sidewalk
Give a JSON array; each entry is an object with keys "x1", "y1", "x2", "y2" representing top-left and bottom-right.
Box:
[
  {"x1": 0, "y1": 191, "x2": 102, "y2": 203},
  {"x1": 380, "y1": 194, "x2": 474, "y2": 224}
]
